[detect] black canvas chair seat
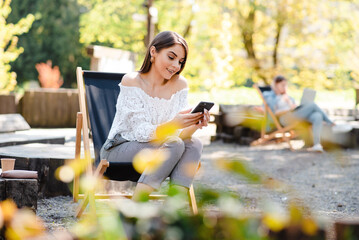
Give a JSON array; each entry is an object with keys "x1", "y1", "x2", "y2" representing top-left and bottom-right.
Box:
[{"x1": 83, "y1": 71, "x2": 140, "y2": 181}]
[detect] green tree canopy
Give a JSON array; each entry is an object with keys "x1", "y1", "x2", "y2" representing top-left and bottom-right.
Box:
[
  {"x1": 8, "y1": 0, "x2": 86, "y2": 87},
  {"x1": 8, "y1": 0, "x2": 359, "y2": 90}
]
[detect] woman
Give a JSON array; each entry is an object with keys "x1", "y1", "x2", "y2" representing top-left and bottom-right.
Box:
[
  {"x1": 100, "y1": 31, "x2": 210, "y2": 200},
  {"x1": 263, "y1": 75, "x2": 334, "y2": 153}
]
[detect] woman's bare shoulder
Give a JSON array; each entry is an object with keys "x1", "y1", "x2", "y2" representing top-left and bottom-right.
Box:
[
  {"x1": 121, "y1": 72, "x2": 141, "y2": 87},
  {"x1": 171, "y1": 75, "x2": 188, "y2": 90}
]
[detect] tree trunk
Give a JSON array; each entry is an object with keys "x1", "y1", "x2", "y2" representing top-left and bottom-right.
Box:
[
  {"x1": 273, "y1": 21, "x2": 283, "y2": 68},
  {"x1": 145, "y1": 0, "x2": 155, "y2": 47},
  {"x1": 182, "y1": 12, "x2": 194, "y2": 38},
  {"x1": 237, "y1": 1, "x2": 268, "y2": 84}
]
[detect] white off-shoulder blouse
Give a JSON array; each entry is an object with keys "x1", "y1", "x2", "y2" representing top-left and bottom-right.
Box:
[{"x1": 107, "y1": 83, "x2": 189, "y2": 142}]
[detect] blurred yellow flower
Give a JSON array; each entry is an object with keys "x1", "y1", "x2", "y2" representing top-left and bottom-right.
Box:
[
  {"x1": 302, "y1": 217, "x2": 318, "y2": 236},
  {"x1": 133, "y1": 148, "x2": 169, "y2": 174},
  {"x1": 262, "y1": 212, "x2": 288, "y2": 232},
  {"x1": 68, "y1": 157, "x2": 90, "y2": 176},
  {"x1": 153, "y1": 122, "x2": 180, "y2": 145},
  {"x1": 56, "y1": 165, "x2": 75, "y2": 183},
  {"x1": 80, "y1": 174, "x2": 102, "y2": 192},
  {"x1": 0, "y1": 199, "x2": 18, "y2": 222},
  {"x1": 55, "y1": 153, "x2": 93, "y2": 183},
  {"x1": 6, "y1": 209, "x2": 45, "y2": 239},
  {"x1": 289, "y1": 203, "x2": 304, "y2": 225}
]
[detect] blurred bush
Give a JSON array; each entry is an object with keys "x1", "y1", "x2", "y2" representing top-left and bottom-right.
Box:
[{"x1": 0, "y1": 0, "x2": 34, "y2": 94}]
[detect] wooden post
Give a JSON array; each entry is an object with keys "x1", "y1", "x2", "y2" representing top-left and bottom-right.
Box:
[{"x1": 145, "y1": 0, "x2": 154, "y2": 47}]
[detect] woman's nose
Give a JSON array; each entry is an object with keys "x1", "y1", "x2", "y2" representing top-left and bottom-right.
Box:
[{"x1": 173, "y1": 61, "x2": 181, "y2": 70}]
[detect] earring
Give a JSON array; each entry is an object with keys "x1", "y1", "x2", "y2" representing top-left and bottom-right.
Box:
[{"x1": 150, "y1": 56, "x2": 154, "y2": 63}]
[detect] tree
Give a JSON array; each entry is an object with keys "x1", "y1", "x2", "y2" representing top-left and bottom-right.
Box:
[
  {"x1": 79, "y1": 0, "x2": 146, "y2": 55},
  {"x1": 8, "y1": 0, "x2": 86, "y2": 88},
  {"x1": 77, "y1": 0, "x2": 359, "y2": 90},
  {"x1": 0, "y1": 0, "x2": 34, "y2": 94}
]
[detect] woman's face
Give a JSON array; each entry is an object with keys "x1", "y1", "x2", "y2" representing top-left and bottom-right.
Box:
[
  {"x1": 275, "y1": 80, "x2": 287, "y2": 95},
  {"x1": 151, "y1": 44, "x2": 185, "y2": 79}
]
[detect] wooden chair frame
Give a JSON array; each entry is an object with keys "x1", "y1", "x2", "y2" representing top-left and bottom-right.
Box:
[
  {"x1": 73, "y1": 67, "x2": 198, "y2": 218},
  {"x1": 250, "y1": 84, "x2": 297, "y2": 149}
]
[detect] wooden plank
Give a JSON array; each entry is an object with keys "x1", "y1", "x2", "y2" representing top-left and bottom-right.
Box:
[
  {"x1": 21, "y1": 89, "x2": 79, "y2": 128},
  {"x1": 0, "y1": 94, "x2": 16, "y2": 114}
]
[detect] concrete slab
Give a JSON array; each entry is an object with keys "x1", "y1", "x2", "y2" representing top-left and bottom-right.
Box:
[
  {"x1": 0, "y1": 143, "x2": 94, "y2": 198},
  {"x1": 20, "y1": 128, "x2": 77, "y2": 144},
  {"x1": 0, "y1": 132, "x2": 65, "y2": 147},
  {"x1": 0, "y1": 114, "x2": 30, "y2": 133},
  {"x1": 0, "y1": 143, "x2": 78, "y2": 159}
]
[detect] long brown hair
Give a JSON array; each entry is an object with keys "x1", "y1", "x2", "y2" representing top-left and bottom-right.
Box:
[{"x1": 139, "y1": 31, "x2": 188, "y2": 75}]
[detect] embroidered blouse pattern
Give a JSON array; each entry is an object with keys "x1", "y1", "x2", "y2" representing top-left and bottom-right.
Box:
[{"x1": 107, "y1": 83, "x2": 188, "y2": 142}]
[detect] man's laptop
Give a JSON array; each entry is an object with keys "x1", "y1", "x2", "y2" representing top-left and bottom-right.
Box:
[{"x1": 300, "y1": 88, "x2": 316, "y2": 105}]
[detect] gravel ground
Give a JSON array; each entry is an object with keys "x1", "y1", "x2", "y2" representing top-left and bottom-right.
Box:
[
  {"x1": 37, "y1": 132, "x2": 359, "y2": 237},
  {"x1": 197, "y1": 141, "x2": 359, "y2": 220}
]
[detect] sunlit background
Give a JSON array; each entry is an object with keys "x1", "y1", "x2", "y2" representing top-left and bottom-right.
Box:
[
  {"x1": 2, "y1": 0, "x2": 359, "y2": 107},
  {"x1": 1, "y1": 0, "x2": 359, "y2": 239}
]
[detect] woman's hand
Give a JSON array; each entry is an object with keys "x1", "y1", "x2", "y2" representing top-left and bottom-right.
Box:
[
  {"x1": 178, "y1": 109, "x2": 210, "y2": 139},
  {"x1": 282, "y1": 94, "x2": 297, "y2": 108},
  {"x1": 171, "y1": 108, "x2": 203, "y2": 128},
  {"x1": 195, "y1": 109, "x2": 210, "y2": 129}
]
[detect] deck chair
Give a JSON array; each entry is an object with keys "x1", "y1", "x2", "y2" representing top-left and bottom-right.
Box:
[
  {"x1": 250, "y1": 84, "x2": 297, "y2": 149},
  {"x1": 73, "y1": 67, "x2": 198, "y2": 217}
]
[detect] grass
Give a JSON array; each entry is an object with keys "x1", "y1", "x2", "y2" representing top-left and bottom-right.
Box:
[{"x1": 188, "y1": 87, "x2": 355, "y2": 110}]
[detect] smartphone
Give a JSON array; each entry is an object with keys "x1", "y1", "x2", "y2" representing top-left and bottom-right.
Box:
[{"x1": 191, "y1": 101, "x2": 214, "y2": 113}]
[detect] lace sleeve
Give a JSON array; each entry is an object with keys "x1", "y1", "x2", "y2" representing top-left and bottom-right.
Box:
[
  {"x1": 107, "y1": 87, "x2": 157, "y2": 142},
  {"x1": 124, "y1": 95, "x2": 158, "y2": 142},
  {"x1": 177, "y1": 89, "x2": 189, "y2": 112}
]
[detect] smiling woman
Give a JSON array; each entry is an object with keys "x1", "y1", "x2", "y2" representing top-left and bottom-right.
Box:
[{"x1": 99, "y1": 31, "x2": 211, "y2": 201}]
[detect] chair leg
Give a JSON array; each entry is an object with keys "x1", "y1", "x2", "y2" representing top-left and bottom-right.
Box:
[
  {"x1": 73, "y1": 112, "x2": 83, "y2": 203},
  {"x1": 75, "y1": 160, "x2": 110, "y2": 218},
  {"x1": 188, "y1": 184, "x2": 198, "y2": 215},
  {"x1": 76, "y1": 192, "x2": 89, "y2": 218}
]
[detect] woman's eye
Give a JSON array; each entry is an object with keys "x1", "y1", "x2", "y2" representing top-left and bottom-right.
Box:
[{"x1": 168, "y1": 56, "x2": 174, "y2": 60}]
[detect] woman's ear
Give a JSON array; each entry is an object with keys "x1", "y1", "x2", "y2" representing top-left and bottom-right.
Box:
[{"x1": 150, "y1": 46, "x2": 157, "y2": 58}]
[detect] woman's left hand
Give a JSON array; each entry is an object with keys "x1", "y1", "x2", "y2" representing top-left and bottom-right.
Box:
[
  {"x1": 196, "y1": 109, "x2": 210, "y2": 129},
  {"x1": 179, "y1": 109, "x2": 211, "y2": 139}
]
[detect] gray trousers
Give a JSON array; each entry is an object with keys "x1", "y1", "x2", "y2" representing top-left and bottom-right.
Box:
[
  {"x1": 100, "y1": 136, "x2": 203, "y2": 190},
  {"x1": 280, "y1": 103, "x2": 333, "y2": 145}
]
